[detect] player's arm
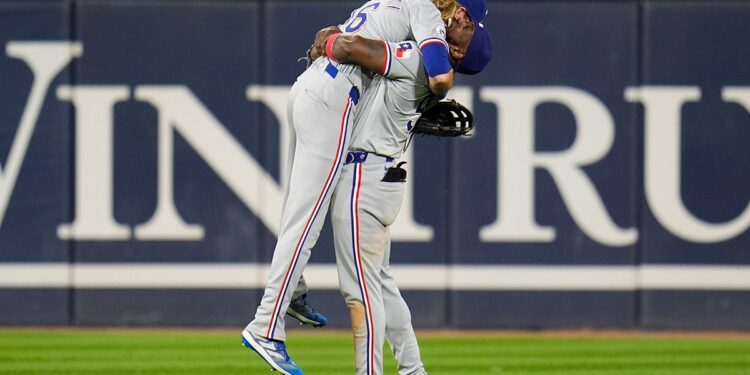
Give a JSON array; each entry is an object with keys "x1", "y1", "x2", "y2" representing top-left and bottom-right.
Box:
[
  {"x1": 418, "y1": 38, "x2": 454, "y2": 97},
  {"x1": 409, "y1": 2, "x2": 454, "y2": 97},
  {"x1": 325, "y1": 34, "x2": 453, "y2": 97},
  {"x1": 325, "y1": 34, "x2": 390, "y2": 76},
  {"x1": 426, "y1": 63, "x2": 453, "y2": 97}
]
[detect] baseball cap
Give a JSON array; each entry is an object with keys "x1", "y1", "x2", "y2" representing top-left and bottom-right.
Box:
[
  {"x1": 455, "y1": 23, "x2": 492, "y2": 75},
  {"x1": 459, "y1": 0, "x2": 488, "y2": 23}
]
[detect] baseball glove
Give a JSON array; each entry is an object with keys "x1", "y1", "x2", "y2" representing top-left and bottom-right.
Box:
[{"x1": 412, "y1": 99, "x2": 474, "y2": 137}]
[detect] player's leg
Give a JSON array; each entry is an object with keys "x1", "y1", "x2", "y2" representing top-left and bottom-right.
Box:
[
  {"x1": 241, "y1": 80, "x2": 307, "y2": 375},
  {"x1": 332, "y1": 161, "x2": 386, "y2": 375},
  {"x1": 279, "y1": 105, "x2": 327, "y2": 328},
  {"x1": 245, "y1": 62, "x2": 359, "y2": 347},
  {"x1": 332, "y1": 154, "x2": 404, "y2": 375},
  {"x1": 247, "y1": 84, "x2": 355, "y2": 340},
  {"x1": 382, "y1": 235, "x2": 428, "y2": 375}
]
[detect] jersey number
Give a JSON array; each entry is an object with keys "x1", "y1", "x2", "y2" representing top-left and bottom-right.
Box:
[{"x1": 343, "y1": 2, "x2": 380, "y2": 33}]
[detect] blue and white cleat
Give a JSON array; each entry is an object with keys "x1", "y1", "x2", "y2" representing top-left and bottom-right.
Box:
[
  {"x1": 241, "y1": 330, "x2": 303, "y2": 375},
  {"x1": 286, "y1": 293, "x2": 329, "y2": 328}
]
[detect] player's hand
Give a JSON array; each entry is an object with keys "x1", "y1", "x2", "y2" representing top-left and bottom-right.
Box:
[
  {"x1": 309, "y1": 44, "x2": 321, "y2": 60},
  {"x1": 312, "y1": 26, "x2": 341, "y2": 60}
]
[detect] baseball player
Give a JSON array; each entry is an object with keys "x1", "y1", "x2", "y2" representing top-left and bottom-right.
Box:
[
  {"x1": 323, "y1": 16, "x2": 491, "y2": 375},
  {"x1": 241, "y1": 2, "x2": 461, "y2": 374}
]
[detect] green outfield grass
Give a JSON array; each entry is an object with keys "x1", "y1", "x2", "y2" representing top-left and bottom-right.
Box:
[{"x1": 0, "y1": 329, "x2": 748, "y2": 374}]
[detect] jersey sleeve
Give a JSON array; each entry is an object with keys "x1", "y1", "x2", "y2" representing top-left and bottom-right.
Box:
[
  {"x1": 406, "y1": 0, "x2": 451, "y2": 77},
  {"x1": 407, "y1": 0, "x2": 448, "y2": 47},
  {"x1": 382, "y1": 41, "x2": 422, "y2": 80}
]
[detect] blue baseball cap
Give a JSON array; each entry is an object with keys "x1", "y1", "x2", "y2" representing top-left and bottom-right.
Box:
[
  {"x1": 456, "y1": 23, "x2": 492, "y2": 75},
  {"x1": 459, "y1": 0, "x2": 488, "y2": 23}
]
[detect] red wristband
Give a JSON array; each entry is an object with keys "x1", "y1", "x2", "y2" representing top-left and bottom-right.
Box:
[{"x1": 325, "y1": 33, "x2": 341, "y2": 62}]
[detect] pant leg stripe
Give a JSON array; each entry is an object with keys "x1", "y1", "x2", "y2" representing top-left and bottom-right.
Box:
[
  {"x1": 350, "y1": 163, "x2": 374, "y2": 375},
  {"x1": 267, "y1": 96, "x2": 353, "y2": 339}
]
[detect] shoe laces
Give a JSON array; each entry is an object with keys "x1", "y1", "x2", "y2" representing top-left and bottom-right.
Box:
[
  {"x1": 292, "y1": 294, "x2": 313, "y2": 312},
  {"x1": 272, "y1": 340, "x2": 292, "y2": 362}
]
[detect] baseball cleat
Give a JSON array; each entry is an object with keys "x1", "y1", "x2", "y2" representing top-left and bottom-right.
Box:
[
  {"x1": 241, "y1": 330, "x2": 303, "y2": 375},
  {"x1": 286, "y1": 293, "x2": 329, "y2": 328}
]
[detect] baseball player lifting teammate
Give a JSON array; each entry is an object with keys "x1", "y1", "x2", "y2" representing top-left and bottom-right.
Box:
[
  {"x1": 241, "y1": 1, "x2": 488, "y2": 374},
  {"x1": 324, "y1": 19, "x2": 490, "y2": 375}
]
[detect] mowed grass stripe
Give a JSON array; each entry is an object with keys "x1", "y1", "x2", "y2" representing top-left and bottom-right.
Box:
[
  {"x1": 422, "y1": 337, "x2": 749, "y2": 374},
  {"x1": 0, "y1": 329, "x2": 747, "y2": 375}
]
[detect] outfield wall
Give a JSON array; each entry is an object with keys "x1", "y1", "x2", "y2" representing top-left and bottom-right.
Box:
[{"x1": 1, "y1": 0, "x2": 749, "y2": 329}]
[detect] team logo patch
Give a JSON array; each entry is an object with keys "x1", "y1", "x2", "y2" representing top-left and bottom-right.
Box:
[
  {"x1": 396, "y1": 42, "x2": 413, "y2": 59},
  {"x1": 436, "y1": 25, "x2": 446, "y2": 39}
]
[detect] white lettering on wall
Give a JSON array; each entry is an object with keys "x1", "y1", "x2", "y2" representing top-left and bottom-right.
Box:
[
  {"x1": 0, "y1": 42, "x2": 81, "y2": 232},
  {"x1": 57, "y1": 86, "x2": 131, "y2": 240},
  {"x1": 626, "y1": 86, "x2": 750, "y2": 243},
  {"x1": 133, "y1": 86, "x2": 281, "y2": 239},
  {"x1": 479, "y1": 87, "x2": 637, "y2": 246},
  {"x1": 4, "y1": 42, "x2": 750, "y2": 246}
]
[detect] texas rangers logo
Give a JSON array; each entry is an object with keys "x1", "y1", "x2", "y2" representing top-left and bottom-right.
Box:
[{"x1": 396, "y1": 42, "x2": 413, "y2": 59}]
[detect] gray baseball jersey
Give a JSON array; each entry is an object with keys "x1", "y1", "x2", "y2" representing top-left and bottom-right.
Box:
[
  {"x1": 346, "y1": 0, "x2": 447, "y2": 45},
  {"x1": 350, "y1": 40, "x2": 439, "y2": 158},
  {"x1": 332, "y1": 0, "x2": 448, "y2": 91},
  {"x1": 331, "y1": 41, "x2": 437, "y2": 375}
]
